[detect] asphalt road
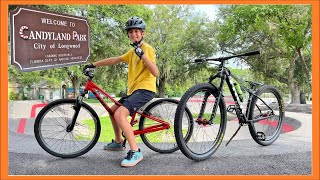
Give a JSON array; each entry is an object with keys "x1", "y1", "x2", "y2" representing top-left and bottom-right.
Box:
[
  {"x1": 8, "y1": 130, "x2": 312, "y2": 175},
  {"x1": 7, "y1": 101, "x2": 313, "y2": 175}
]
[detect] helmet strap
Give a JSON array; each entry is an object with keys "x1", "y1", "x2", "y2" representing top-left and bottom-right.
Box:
[{"x1": 130, "y1": 38, "x2": 143, "y2": 47}]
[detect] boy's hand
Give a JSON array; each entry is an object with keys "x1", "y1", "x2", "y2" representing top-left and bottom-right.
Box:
[
  {"x1": 134, "y1": 47, "x2": 144, "y2": 59},
  {"x1": 83, "y1": 63, "x2": 95, "y2": 73},
  {"x1": 130, "y1": 41, "x2": 144, "y2": 59}
]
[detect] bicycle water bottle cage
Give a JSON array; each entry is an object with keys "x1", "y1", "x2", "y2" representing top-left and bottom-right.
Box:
[{"x1": 256, "y1": 132, "x2": 266, "y2": 141}]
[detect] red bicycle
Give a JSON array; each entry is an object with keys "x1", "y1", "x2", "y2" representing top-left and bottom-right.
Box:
[{"x1": 34, "y1": 68, "x2": 193, "y2": 158}]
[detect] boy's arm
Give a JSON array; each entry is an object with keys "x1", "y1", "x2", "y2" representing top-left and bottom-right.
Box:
[
  {"x1": 93, "y1": 56, "x2": 123, "y2": 67},
  {"x1": 141, "y1": 55, "x2": 158, "y2": 77}
]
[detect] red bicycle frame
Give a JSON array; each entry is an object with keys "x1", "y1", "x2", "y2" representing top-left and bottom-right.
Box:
[{"x1": 84, "y1": 80, "x2": 170, "y2": 135}]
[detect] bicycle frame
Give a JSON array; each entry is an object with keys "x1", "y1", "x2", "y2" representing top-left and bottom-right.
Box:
[
  {"x1": 205, "y1": 60, "x2": 275, "y2": 125},
  {"x1": 71, "y1": 78, "x2": 170, "y2": 136}
]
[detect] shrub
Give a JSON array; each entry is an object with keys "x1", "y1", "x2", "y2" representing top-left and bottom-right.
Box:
[{"x1": 9, "y1": 91, "x2": 19, "y2": 100}]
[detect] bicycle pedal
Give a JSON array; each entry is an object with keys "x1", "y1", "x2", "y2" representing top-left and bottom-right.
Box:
[
  {"x1": 256, "y1": 132, "x2": 266, "y2": 141},
  {"x1": 131, "y1": 119, "x2": 139, "y2": 126},
  {"x1": 227, "y1": 105, "x2": 236, "y2": 113}
]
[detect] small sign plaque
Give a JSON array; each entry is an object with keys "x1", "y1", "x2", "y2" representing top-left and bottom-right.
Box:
[{"x1": 10, "y1": 7, "x2": 90, "y2": 72}]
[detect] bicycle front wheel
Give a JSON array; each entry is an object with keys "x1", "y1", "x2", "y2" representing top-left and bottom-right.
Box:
[
  {"x1": 34, "y1": 99, "x2": 101, "y2": 158},
  {"x1": 139, "y1": 98, "x2": 193, "y2": 153},
  {"x1": 248, "y1": 85, "x2": 285, "y2": 146},
  {"x1": 174, "y1": 83, "x2": 227, "y2": 161}
]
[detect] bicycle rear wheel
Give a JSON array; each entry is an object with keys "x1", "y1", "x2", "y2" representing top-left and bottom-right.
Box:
[
  {"x1": 248, "y1": 85, "x2": 284, "y2": 146},
  {"x1": 34, "y1": 99, "x2": 101, "y2": 158},
  {"x1": 139, "y1": 98, "x2": 193, "y2": 153},
  {"x1": 174, "y1": 83, "x2": 227, "y2": 161}
]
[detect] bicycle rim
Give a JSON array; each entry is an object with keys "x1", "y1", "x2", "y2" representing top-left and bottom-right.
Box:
[
  {"x1": 34, "y1": 100, "x2": 100, "y2": 158},
  {"x1": 249, "y1": 86, "x2": 284, "y2": 145},
  {"x1": 140, "y1": 99, "x2": 192, "y2": 153},
  {"x1": 175, "y1": 83, "x2": 226, "y2": 161}
]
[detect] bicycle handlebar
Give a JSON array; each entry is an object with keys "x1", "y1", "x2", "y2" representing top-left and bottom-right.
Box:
[
  {"x1": 242, "y1": 50, "x2": 260, "y2": 56},
  {"x1": 194, "y1": 50, "x2": 260, "y2": 63},
  {"x1": 83, "y1": 68, "x2": 95, "y2": 78}
]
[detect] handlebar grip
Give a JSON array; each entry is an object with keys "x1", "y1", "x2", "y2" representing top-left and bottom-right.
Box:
[
  {"x1": 243, "y1": 50, "x2": 260, "y2": 56},
  {"x1": 194, "y1": 59, "x2": 205, "y2": 63}
]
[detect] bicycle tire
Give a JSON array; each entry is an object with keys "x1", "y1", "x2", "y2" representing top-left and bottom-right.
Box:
[
  {"x1": 248, "y1": 85, "x2": 285, "y2": 146},
  {"x1": 34, "y1": 99, "x2": 101, "y2": 158},
  {"x1": 139, "y1": 98, "x2": 193, "y2": 153},
  {"x1": 174, "y1": 83, "x2": 227, "y2": 161}
]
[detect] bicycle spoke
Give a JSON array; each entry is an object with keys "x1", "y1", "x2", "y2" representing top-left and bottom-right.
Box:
[
  {"x1": 174, "y1": 84, "x2": 227, "y2": 160},
  {"x1": 35, "y1": 100, "x2": 100, "y2": 157},
  {"x1": 249, "y1": 86, "x2": 284, "y2": 145}
]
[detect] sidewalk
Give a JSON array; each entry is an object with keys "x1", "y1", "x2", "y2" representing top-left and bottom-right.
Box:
[
  {"x1": 8, "y1": 100, "x2": 313, "y2": 118},
  {"x1": 284, "y1": 103, "x2": 312, "y2": 114}
]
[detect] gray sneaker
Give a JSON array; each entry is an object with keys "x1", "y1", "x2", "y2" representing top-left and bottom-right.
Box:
[{"x1": 103, "y1": 139, "x2": 125, "y2": 151}]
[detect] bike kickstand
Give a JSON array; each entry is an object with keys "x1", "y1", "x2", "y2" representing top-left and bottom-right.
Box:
[{"x1": 225, "y1": 125, "x2": 242, "y2": 146}]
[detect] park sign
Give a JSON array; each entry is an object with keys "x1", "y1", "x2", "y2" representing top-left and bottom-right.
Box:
[{"x1": 10, "y1": 7, "x2": 90, "y2": 72}]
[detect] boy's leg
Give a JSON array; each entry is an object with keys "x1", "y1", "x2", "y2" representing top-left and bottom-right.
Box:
[
  {"x1": 104, "y1": 104, "x2": 125, "y2": 151},
  {"x1": 113, "y1": 90, "x2": 155, "y2": 167},
  {"x1": 109, "y1": 104, "x2": 123, "y2": 143},
  {"x1": 114, "y1": 106, "x2": 138, "y2": 150},
  {"x1": 114, "y1": 107, "x2": 143, "y2": 167}
]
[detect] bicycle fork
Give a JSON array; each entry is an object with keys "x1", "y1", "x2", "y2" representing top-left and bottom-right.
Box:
[{"x1": 66, "y1": 96, "x2": 84, "y2": 132}]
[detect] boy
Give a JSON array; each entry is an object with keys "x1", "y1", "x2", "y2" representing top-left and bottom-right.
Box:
[{"x1": 84, "y1": 17, "x2": 158, "y2": 167}]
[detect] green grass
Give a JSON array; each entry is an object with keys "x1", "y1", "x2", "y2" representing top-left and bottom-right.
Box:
[
  {"x1": 84, "y1": 98, "x2": 115, "y2": 104},
  {"x1": 192, "y1": 113, "x2": 221, "y2": 124},
  {"x1": 142, "y1": 118, "x2": 176, "y2": 143},
  {"x1": 83, "y1": 116, "x2": 144, "y2": 143},
  {"x1": 82, "y1": 113, "x2": 222, "y2": 144}
]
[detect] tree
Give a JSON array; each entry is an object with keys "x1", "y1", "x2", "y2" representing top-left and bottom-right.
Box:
[
  {"x1": 147, "y1": 5, "x2": 217, "y2": 97},
  {"x1": 216, "y1": 5, "x2": 311, "y2": 104},
  {"x1": 85, "y1": 5, "x2": 153, "y2": 96}
]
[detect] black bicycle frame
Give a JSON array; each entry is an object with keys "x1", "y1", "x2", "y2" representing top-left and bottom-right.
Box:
[{"x1": 204, "y1": 60, "x2": 275, "y2": 125}]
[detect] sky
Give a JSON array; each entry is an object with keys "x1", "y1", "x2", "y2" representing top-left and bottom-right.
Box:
[
  {"x1": 193, "y1": 5, "x2": 248, "y2": 69},
  {"x1": 193, "y1": 5, "x2": 220, "y2": 21},
  {"x1": 148, "y1": 4, "x2": 248, "y2": 69}
]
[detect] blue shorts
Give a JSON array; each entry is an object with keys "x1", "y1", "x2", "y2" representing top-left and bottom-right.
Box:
[{"x1": 118, "y1": 89, "x2": 155, "y2": 116}]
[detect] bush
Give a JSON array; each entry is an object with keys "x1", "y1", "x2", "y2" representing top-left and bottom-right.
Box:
[{"x1": 9, "y1": 91, "x2": 19, "y2": 100}]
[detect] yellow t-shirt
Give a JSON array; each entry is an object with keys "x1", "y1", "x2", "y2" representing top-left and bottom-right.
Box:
[{"x1": 120, "y1": 43, "x2": 156, "y2": 95}]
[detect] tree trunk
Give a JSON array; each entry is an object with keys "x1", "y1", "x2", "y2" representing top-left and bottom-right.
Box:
[
  {"x1": 33, "y1": 82, "x2": 38, "y2": 100},
  {"x1": 300, "y1": 92, "x2": 306, "y2": 104},
  {"x1": 157, "y1": 76, "x2": 166, "y2": 98},
  {"x1": 50, "y1": 91, "x2": 53, "y2": 100},
  {"x1": 288, "y1": 53, "x2": 300, "y2": 104},
  {"x1": 70, "y1": 73, "x2": 80, "y2": 96},
  {"x1": 72, "y1": 79, "x2": 80, "y2": 96},
  {"x1": 296, "y1": 48, "x2": 312, "y2": 94},
  {"x1": 290, "y1": 82, "x2": 300, "y2": 104}
]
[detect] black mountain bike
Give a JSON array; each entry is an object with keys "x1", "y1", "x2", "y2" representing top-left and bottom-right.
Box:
[{"x1": 174, "y1": 51, "x2": 285, "y2": 161}]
